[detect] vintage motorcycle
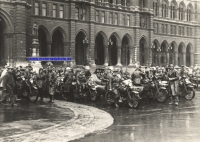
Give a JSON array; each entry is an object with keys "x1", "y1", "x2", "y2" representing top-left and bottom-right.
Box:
[
  {"x1": 16, "y1": 76, "x2": 39, "y2": 103},
  {"x1": 178, "y1": 76, "x2": 196, "y2": 100},
  {"x1": 139, "y1": 77, "x2": 168, "y2": 103},
  {"x1": 104, "y1": 77, "x2": 142, "y2": 108}
]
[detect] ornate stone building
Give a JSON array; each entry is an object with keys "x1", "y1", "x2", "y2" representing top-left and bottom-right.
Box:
[{"x1": 0, "y1": 0, "x2": 199, "y2": 67}]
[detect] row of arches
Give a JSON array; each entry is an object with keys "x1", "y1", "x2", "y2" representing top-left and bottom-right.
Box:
[
  {"x1": 1, "y1": 12, "x2": 194, "y2": 67},
  {"x1": 38, "y1": 24, "x2": 194, "y2": 67},
  {"x1": 153, "y1": 0, "x2": 194, "y2": 9},
  {"x1": 140, "y1": 38, "x2": 194, "y2": 67}
]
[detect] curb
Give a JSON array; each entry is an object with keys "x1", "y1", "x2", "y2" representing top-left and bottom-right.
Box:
[{"x1": 0, "y1": 100, "x2": 114, "y2": 142}]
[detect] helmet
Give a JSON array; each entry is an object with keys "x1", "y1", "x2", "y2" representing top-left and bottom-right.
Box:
[
  {"x1": 84, "y1": 66, "x2": 90, "y2": 70},
  {"x1": 66, "y1": 67, "x2": 71, "y2": 70}
]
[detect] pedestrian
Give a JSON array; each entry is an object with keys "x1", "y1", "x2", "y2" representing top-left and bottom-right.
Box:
[
  {"x1": 167, "y1": 64, "x2": 179, "y2": 106},
  {"x1": 0, "y1": 66, "x2": 17, "y2": 106}
]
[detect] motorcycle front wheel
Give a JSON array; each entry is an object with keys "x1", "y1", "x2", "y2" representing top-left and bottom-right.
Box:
[
  {"x1": 127, "y1": 91, "x2": 139, "y2": 108},
  {"x1": 105, "y1": 91, "x2": 115, "y2": 105},
  {"x1": 29, "y1": 89, "x2": 39, "y2": 103},
  {"x1": 185, "y1": 87, "x2": 195, "y2": 100},
  {"x1": 89, "y1": 89, "x2": 98, "y2": 101},
  {"x1": 157, "y1": 89, "x2": 168, "y2": 103}
]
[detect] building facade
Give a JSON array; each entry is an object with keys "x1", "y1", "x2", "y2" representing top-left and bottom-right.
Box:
[{"x1": 0, "y1": 0, "x2": 200, "y2": 67}]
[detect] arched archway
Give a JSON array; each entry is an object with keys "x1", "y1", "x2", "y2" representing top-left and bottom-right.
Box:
[
  {"x1": 95, "y1": 33, "x2": 105, "y2": 65},
  {"x1": 160, "y1": 41, "x2": 169, "y2": 66},
  {"x1": 139, "y1": 37, "x2": 148, "y2": 66},
  {"x1": 121, "y1": 36, "x2": 130, "y2": 66},
  {"x1": 178, "y1": 43, "x2": 185, "y2": 66},
  {"x1": 169, "y1": 42, "x2": 176, "y2": 65},
  {"x1": 186, "y1": 44, "x2": 193, "y2": 67},
  {"x1": 0, "y1": 11, "x2": 14, "y2": 65},
  {"x1": 109, "y1": 34, "x2": 119, "y2": 66},
  {"x1": 38, "y1": 28, "x2": 47, "y2": 65},
  {"x1": 152, "y1": 39, "x2": 160, "y2": 66},
  {"x1": 52, "y1": 30, "x2": 64, "y2": 65},
  {"x1": 75, "y1": 31, "x2": 86, "y2": 65}
]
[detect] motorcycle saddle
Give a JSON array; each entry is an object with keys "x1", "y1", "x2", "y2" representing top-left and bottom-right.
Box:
[{"x1": 96, "y1": 85, "x2": 106, "y2": 90}]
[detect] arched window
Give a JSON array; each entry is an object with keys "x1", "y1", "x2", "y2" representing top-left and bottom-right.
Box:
[
  {"x1": 179, "y1": 3, "x2": 185, "y2": 20},
  {"x1": 187, "y1": 4, "x2": 193, "y2": 21},
  {"x1": 153, "y1": 2, "x2": 158, "y2": 16},
  {"x1": 170, "y1": 2, "x2": 176, "y2": 19},
  {"x1": 162, "y1": 0, "x2": 168, "y2": 17},
  {"x1": 139, "y1": 0, "x2": 146, "y2": 9}
]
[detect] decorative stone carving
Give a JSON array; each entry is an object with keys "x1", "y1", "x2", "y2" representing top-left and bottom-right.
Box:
[{"x1": 32, "y1": 21, "x2": 38, "y2": 36}]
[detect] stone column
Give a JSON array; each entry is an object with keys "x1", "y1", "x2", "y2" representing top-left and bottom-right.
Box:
[
  {"x1": 116, "y1": 45, "x2": 122, "y2": 66},
  {"x1": 46, "y1": 41, "x2": 52, "y2": 57},
  {"x1": 166, "y1": 52, "x2": 169, "y2": 66},
  {"x1": 174, "y1": 52, "x2": 178, "y2": 66},
  {"x1": 104, "y1": 45, "x2": 109, "y2": 66},
  {"x1": 63, "y1": 42, "x2": 68, "y2": 57},
  {"x1": 190, "y1": 52, "x2": 194, "y2": 67},
  {"x1": 182, "y1": 52, "x2": 186, "y2": 66},
  {"x1": 157, "y1": 53, "x2": 161, "y2": 66},
  {"x1": 128, "y1": 46, "x2": 134, "y2": 66}
]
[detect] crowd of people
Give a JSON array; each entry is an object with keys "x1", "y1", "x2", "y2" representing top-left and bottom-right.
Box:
[{"x1": 0, "y1": 62, "x2": 199, "y2": 107}]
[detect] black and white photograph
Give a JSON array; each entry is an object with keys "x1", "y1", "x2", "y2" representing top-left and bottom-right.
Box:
[{"x1": 0, "y1": 0, "x2": 200, "y2": 141}]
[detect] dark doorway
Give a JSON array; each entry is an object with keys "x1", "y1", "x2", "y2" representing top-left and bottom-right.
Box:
[
  {"x1": 38, "y1": 28, "x2": 47, "y2": 65},
  {"x1": 52, "y1": 30, "x2": 64, "y2": 65},
  {"x1": 75, "y1": 32, "x2": 86, "y2": 65},
  {"x1": 109, "y1": 35, "x2": 117, "y2": 66},
  {"x1": 95, "y1": 34, "x2": 104, "y2": 65},
  {"x1": 121, "y1": 36, "x2": 130, "y2": 66}
]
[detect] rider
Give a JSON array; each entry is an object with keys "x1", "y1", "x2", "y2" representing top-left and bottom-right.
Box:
[
  {"x1": 63, "y1": 67, "x2": 75, "y2": 100},
  {"x1": 102, "y1": 66, "x2": 120, "y2": 108},
  {"x1": 167, "y1": 64, "x2": 179, "y2": 106},
  {"x1": 48, "y1": 67, "x2": 57, "y2": 103}
]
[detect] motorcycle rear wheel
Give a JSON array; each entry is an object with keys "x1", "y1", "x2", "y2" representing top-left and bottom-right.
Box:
[
  {"x1": 157, "y1": 89, "x2": 168, "y2": 103},
  {"x1": 185, "y1": 88, "x2": 195, "y2": 100},
  {"x1": 29, "y1": 89, "x2": 39, "y2": 103}
]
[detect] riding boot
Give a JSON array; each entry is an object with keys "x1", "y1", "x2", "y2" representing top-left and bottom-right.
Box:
[
  {"x1": 51, "y1": 95, "x2": 54, "y2": 103},
  {"x1": 48, "y1": 95, "x2": 52, "y2": 102},
  {"x1": 114, "y1": 98, "x2": 119, "y2": 108}
]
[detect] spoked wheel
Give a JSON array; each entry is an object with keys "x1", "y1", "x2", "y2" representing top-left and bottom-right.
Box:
[
  {"x1": 185, "y1": 88, "x2": 195, "y2": 100},
  {"x1": 89, "y1": 89, "x2": 98, "y2": 101},
  {"x1": 127, "y1": 91, "x2": 139, "y2": 108},
  {"x1": 105, "y1": 91, "x2": 115, "y2": 105},
  {"x1": 29, "y1": 89, "x2": 39, "y2": 103},
  {"x1": 157, "y1": 89, "x2": 168, "y2": 103}
]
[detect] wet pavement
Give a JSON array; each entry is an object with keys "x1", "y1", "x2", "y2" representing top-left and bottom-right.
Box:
[
  {"x1": 0, "y1": 101, "x2": 74, "y2": 138},
  {"x1": 72, "y1": 92, "x2": 200, "y2": 142},
  {"x1": 1, "y1": 92, "x2": 200, "y2": 142}
]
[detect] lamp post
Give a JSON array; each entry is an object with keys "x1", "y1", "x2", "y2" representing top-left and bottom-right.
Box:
[
  {"x1": 168, "y1": 43, "x2": 173, "y2": 65},
  {"x1": 108, "y1": 39, "x2": 113, "y2": 66},
  {"x1": 83, "y1": 37, "x2": 89, "y2": 65},
  {"x1": 151, "y1": 42, "x2": 162, "y2": 66}
]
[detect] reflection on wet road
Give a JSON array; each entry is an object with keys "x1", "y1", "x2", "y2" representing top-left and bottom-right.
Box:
[
  {"x1": 73, "y1": 93, "x2": 200, "y2": 142},
  {"x1": 0, "y1": 101, "x2": 74, "y2": 138}
]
